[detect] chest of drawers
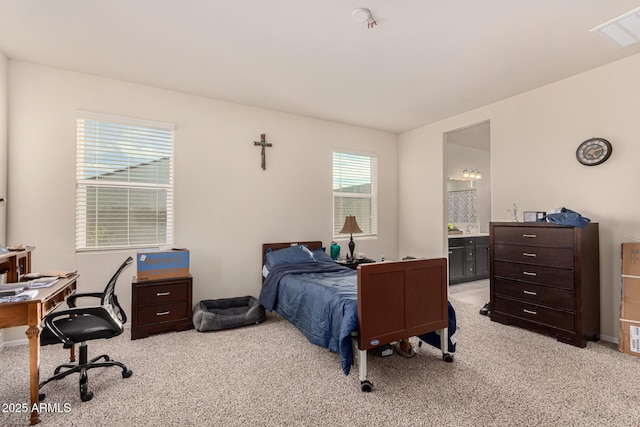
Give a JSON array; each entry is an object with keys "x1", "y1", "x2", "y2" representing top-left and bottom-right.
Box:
[
  {"x1": 489, "y1": 222, "x2": 600, "y2": 347},
  {"x1": 131, "y1": 275, "x2": 194, "y2": 340}
]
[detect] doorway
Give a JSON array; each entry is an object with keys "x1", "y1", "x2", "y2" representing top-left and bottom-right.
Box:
[{"x1": 444, "y1": 121, "x2": 491, "y2": 234}]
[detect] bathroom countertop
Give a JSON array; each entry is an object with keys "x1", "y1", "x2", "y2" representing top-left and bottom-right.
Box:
[{"x1": 447, "y1": 232, "x2": 489, "y2": 238}]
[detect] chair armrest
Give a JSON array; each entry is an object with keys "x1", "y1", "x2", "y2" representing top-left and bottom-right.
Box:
[
  {"x1": 42, "y1": 305, "x2": 122, "y2": 349},
  {"x1": 66, "y1": 292, "x2": 103, "y2": 308}
]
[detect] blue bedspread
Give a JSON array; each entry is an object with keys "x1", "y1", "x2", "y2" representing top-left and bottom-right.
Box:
[{"x1": 258, "y1": 262, "x2": 358, "y2": 375}]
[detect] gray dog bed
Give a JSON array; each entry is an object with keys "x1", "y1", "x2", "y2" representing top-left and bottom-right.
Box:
[{"x1": 193, "y1": 296, "x2": 265, "y2": 332}]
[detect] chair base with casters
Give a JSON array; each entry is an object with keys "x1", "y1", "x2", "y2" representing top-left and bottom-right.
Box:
[
  {"x1": 38, "y1": 257, "x2": 134, "y2": 402},
  {"x1": 39, "y1": 341, "x2": 132, "y2": 402}
]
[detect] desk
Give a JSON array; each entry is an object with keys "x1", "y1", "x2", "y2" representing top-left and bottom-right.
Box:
[{"x1": 0, "y1": 275, "x2": 77, "y2": 425}]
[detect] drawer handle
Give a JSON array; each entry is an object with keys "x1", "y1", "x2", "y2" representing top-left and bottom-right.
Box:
[
  {"x1": 523, "y1": 234, "x2": 537, "y2": 238},
  {"x1": 156, "y1": 311, "x2": 170, "y2": 316},
  {"x1": 523, "y1": 290, "x2": 537, "y2": 296},
  {"x1": 523, "y1": 252, "x2": 537, "y2": 257},
  {"x1": 156, "y1": 292, "x2": 171, "y2": 296},
  {"x1": 523, "y1": 308, "x2": 537, "y2": 315},
  {"x1": 523, "y1": 271, "x2": 537, "y2": 276}
]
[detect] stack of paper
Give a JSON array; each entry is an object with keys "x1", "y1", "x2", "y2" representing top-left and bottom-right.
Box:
[
  {"x1": 0, "y1": 283, "x2": 25, "y2": 297},
  {"x1": 27, "y1": 277, "x2": 59, "y2": 289}
]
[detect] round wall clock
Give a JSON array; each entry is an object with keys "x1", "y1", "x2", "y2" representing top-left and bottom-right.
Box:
[{"x1": 576, "y1": 137, "x2": 612, "y2": 166}]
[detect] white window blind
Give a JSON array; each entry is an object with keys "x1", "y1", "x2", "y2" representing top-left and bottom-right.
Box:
[
  {"x1": 333, "y1": 151, "x2": 378, "y2": 237},
  {"x1": 76, "y1": 112, "x2": 175, "y2": 251}
]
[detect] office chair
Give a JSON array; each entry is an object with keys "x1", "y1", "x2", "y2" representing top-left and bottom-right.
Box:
[{"x1": 39, "y1": 257, "x2": 134, "y2": 402}]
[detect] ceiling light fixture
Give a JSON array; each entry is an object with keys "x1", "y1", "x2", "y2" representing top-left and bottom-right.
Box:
[
  {"x1": 590, "y1": 6, "x2": 640, "y2": 47},
  {"x1": 351, "y1": 8, "x2": 377, "y2": 29}
]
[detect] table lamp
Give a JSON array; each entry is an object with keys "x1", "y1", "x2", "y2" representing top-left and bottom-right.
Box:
[{"x1": 340, "y1": 215, "x2": 363, "y2": 260}]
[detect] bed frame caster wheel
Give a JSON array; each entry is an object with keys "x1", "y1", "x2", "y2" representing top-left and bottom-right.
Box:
[
  {"x1": 443, "y1": 353, "x2": 454, "y2": 363},
  {"x1": 360, "y1": 380, "x2": 373, "y2": 392},
  {"x1": 80, "y1": 391, "x2": 93, "y2": 402},
  {"x1": 122, "y1": 369, "x2": 133, "y2": 378}
]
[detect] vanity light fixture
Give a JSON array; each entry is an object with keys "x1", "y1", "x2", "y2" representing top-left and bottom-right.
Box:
[{"x1": 462, "y1": 169, "x2": 482, "y2": 180}]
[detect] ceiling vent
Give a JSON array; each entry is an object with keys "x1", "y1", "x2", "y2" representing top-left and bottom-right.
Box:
[{"x1": 591, "y1": 6, "x2": 640, "y2": 47}]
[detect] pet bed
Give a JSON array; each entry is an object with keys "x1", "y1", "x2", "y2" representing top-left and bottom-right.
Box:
[{"x1": 193, "y1": 296, "x2": 265, "y2": 332}]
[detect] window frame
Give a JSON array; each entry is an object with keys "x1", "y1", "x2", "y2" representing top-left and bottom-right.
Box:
[
  {"x1": 332, "y1": 150, "x2": 378, "y2": 239},
  {"x1": 75, "y1": 111, "x2": 176, "y2": 252}
]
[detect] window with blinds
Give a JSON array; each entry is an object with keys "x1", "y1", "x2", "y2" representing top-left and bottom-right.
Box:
[
  {"x1": 333, "y1": 151, "x2": 378, "y2": 237},
  {"x1": 76, "y1": 112, "x2": 175, "y2": 251}
]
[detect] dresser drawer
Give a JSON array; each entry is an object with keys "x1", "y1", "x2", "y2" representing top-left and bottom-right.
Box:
[
  {"x1": 494, "y1": 244, "x2": 573, "y2": 268},
  {"x1": 493, "y1": 226, "x2": 574, "y2": 248},
  {"x1": 465, "y1": 247, "x2": 475, "y2": 261},
  {"x1": 494, "y1": 296, "x2": 575, "y2": 332},
  {"x1": 493, "y1": 278, "x2": 574, "y2": 310},
  {"x1": 137, "y1": 282, "x2": 187, "y2": 305},
  {"x1": 493, "y1": 261, "x2": 574, "y2": 289},
  {"x1": 138, "y1": 302, "x2": 188, "y2": 325}
]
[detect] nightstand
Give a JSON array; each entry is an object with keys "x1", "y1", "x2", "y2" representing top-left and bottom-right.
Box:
[
  {"x1": 131, "y1": 275, "x2": 194, "y2": 340},
  {"x1": 336, "y1": 258, "x2": 375, "y2": 270}
]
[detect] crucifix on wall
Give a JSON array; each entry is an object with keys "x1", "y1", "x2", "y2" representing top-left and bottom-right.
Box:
[{"x1": 253, "y1": 133, "x2": 273, "y2": 170}]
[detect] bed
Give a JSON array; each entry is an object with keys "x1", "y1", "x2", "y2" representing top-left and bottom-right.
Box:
[{"x1": 258, "y1": 241, "x2": 452, "y2": 391}]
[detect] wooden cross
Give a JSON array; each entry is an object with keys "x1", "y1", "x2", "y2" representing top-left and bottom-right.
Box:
[{"x1": 253, "y1": 133, "x2": 273, "y2": 170}]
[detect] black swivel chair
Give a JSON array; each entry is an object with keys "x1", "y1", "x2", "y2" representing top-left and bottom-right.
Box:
[{"x1": 39, "y1": 257, "x2": 134, "y2": 402}]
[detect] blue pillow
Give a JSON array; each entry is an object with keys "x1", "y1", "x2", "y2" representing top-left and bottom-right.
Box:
[
  {"x1": 264, "y1": 245, "x2": 315, "y2": 270},
  {"x1": 312, "y1": 248, "x2": 334, "y2": 263}
]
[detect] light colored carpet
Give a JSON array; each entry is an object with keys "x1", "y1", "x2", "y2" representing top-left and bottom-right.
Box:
[{"x1": 1, "y1": 298, "x2": 639, "y2": 426}]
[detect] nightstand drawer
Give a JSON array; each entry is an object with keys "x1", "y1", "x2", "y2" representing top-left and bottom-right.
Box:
[
  {"x1": 137, "y1": 282, "x2": 187, "y2": 305},
  {"x1": 493, "y1": 226, "x2": 574, "y2": 248},
  {"x1": 494, "y1": 244, "x2": 573, "y2": 268},
  {"x1": 494, "y1": 296, "x2": 575, "y2": 332},
  {"x1": 493, "y1": 261, "x2": 574, "y2": 289},
  {"x1": 138, "y1": 302, "x2": 187, "y2": 325},
  {"x1": 493, "y1": 278, "x2": 574, "y2": 310}
]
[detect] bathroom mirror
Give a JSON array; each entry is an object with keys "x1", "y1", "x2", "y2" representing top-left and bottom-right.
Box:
[{"x1": 447, "y1": 179, "x2": 477, "y2": 192}]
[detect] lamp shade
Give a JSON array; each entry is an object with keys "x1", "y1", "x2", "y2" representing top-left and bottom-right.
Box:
[{"x1": 340, "y1": 216, "x2": 363, "y2": 234}]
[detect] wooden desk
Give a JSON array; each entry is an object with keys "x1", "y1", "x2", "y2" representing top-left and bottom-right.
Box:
[{"x1": 0, "y1": 275, "x2": 78, "y2": 425}]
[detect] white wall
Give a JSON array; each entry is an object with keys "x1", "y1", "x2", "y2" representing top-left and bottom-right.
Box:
[
  {"x1": 400, "y1": 52, "x2": 640, "y2": 342},
  {"x1": 4, "y1": 61, "x2": 398, "y2": 342},
  {"x1": 0, "y1": 51, "x2": 7, "y2": 246},
  {"x1": 0, "y1": 51, "x2": 7, "y2": 346}
]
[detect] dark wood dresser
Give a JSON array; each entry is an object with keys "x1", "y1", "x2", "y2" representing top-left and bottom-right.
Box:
[
  {"x1": 490, "y1": 222, "x2": 600, "y2": 347},
  {"x1": 131, "y1": 275, "x2": 194, "y2": 340}
]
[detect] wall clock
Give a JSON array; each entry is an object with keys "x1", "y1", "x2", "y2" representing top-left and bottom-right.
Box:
[{"x1": 576, "y1": 137, "x2": 612, "y2": 166}]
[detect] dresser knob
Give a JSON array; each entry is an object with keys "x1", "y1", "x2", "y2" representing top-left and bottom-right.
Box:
[
  {"x1": 523, "y1": 234, "x2": 537, "y2": 238},
  {"x1": 156, "y1": 311, "x2": 170, "y2": 316},
  {"x1": 156, "y1": 291, "x2": 170, "y2": 296},
  {"x1": 523, "y1": 271, "x2": 537, "y2": 276},
  {"x1": 523, "y1": 290, "x2": 537, "y2": 296},
  {"x1": 523, "y1": 308, "x2": 537, "y2": 315},
  {"x1": 523, "y1": 252, "x2": 537, "y2": 257}
]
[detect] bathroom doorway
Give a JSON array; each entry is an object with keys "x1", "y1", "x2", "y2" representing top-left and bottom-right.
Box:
[{"x1": 444, "y1": 121, "x2": 491, "y2": 234}]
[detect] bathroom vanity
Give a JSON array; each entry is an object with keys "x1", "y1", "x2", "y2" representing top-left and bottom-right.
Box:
[{"x1": 448, "y1": 234, "x2": 490, "y2": 284}]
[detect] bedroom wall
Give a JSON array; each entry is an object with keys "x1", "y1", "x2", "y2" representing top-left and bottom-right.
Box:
[
  {"x1": 0, "y1": 51, "x2": 7, "y2": 247},
  {"x1": 0, "y1": 51, "x2": 7, "y2": 346},
  {"x1": 3, "y1": 61, "x2": 398, "y2": 342},
  {"x1": 399, "y1": 52, "x2": 640, "y2": 342}
]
